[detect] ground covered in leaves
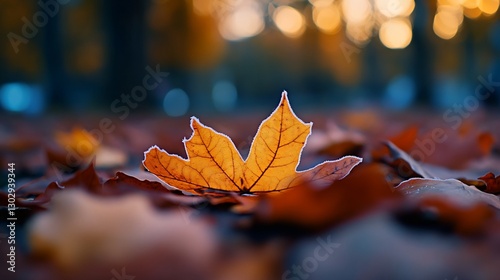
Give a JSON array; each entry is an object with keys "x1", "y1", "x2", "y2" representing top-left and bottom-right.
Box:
[{"x1": 1, "y1": 105, "x2": 500, "y2": 280}]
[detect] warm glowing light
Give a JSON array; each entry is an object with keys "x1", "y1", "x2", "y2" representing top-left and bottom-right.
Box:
[
  {"x1": 341, "y1": 0, "x2": 372, "y2": 24},
  {"x1": 439, "y1": 0, "x2": 461, "y2": 5},
  {"x1": 273, "y1": 6, "x2": 306, "y2": 38},
  {"x1": 460, "y1": 0, "x2": 478, "y2": 9},
  {"x1": 463, "y1": 7, "x2": 482, "y2": 18},
  {"x1": 433, "y1": 7, "x2": 463, "y2": 39},
  {"x1": 379, "y1": 18, "x2": 412, "y2": 49},
  {"x1": 478, "y1": 0, "x2": 500, "y2": 15},
  {"x1": 441, "y1": 5, "x2": 464, "y2": 24},
  {"x1": 309, "y1": 0, "x2": 334, "y2": 8},
  {"x1": 375, "y1": 0, "x2": 415, "y2": 18},
  {"x1": 219, "y1": 2, "x2": 265, "y2": 41},
  {"x1": 313, "y1": 5, "x2": 342, "y2": 34}
]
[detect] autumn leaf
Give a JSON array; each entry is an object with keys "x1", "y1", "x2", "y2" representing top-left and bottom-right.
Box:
[
  {"x1": 396, "y1": 178, "x2": 500, "y2": 209},
  {"x1": 384, "y1": 141, "x2": 438, "y2": 179},
  {"x1": 371, "y1": 125, "x2": 418, "y2": 160},
  {"x1": 477, "y1": 172, "x2": 500, "y2": 194},
  {"x1": 143, "y1": 92, "x2": 362, "y2": 195},
  {"x1": 253, "y1": 163, "x2": 400, "y2": 231}
]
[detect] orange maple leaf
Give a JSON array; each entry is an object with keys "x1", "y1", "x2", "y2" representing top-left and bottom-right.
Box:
[{"x1": 143, "y1": 92, "x2": 362, "y2": 195}]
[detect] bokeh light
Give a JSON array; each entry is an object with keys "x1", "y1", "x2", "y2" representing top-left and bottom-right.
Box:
[
  {"x1": 375, "y1": 0, "x2": 415, "y2": 18},
  {"x1": 212, "y1": 80, "x2": 238, "y2": 112},
  {"x1": 461, "y1": 0, "x2": 479, "y2": 9},
  {"x1": 341, "y1": 0, "x2": 372, "y2": 24},
  {"x1": 0, "y1": 83, "x2": 31, "y2": 112},
  {"x1": 313, "y1": 4, "x2": 342, "y2": 34},
  {"x1": 382, "y1": 75, "x2": 416, "y2": 109},
  {"x1": 464, "y1": 7, "x2": 482, "y2": 18},
  {"x1": 379, "y1": 18, "x2": 413, "y2": 49},
  {"x1": 0, "y1": 83, "x2": 44, "y2": 114},
  {"x1": 433, "y1": 6, "x2": 463, "y2": 39},
  {"x1": 163, "y1": 88, "x2": 190, "y2": 117},
  {"x1": 273, "y1": 6, "x2": 306, "y2": 38},
  {"x1": 218, "y1": 2, "x2": 265, "y2": 41},
  {"x1": 478, "y1": 0, "x2": 500, "y2": 15}
]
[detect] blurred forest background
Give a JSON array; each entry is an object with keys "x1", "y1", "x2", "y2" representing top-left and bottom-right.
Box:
[{"x1": 1, "y1": 0, "x2": 500, "y2": 117}]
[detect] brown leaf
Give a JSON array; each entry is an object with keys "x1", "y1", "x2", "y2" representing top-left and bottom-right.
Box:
[
  {"x1": 254, "y1": 163, "x2": 400, "y2": 231},
  {"x1": 419, "y1": 128, "x2": 494, "y2": 169},
  {"x1": 103, "y1": 172, "x2": 205, "y2": 207},
  {"x1": 384, "y1": 141, "x2": 437, "y2": 179},
  {"x1": 396, "y1": 178, "x2": 500, "y2": 209},
  {"x1": 478, "y1": 172, "x2": 500, "y2": 194},
  {"x1": 372, "y1": 125, "x2": 419, "y2": 160},
  {"x1": 30, "y1": 162, "x2": 102, "y2": 206}
]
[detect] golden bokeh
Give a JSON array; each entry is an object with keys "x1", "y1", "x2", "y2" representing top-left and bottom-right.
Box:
[
  {"x1": 219, "y1": 2, "x2": 265, "y2": 41},
  {"x1": 273, "y1": 6, "x2": 306, "y2": 38},
  {"x1": 313, "y1": 4, "x2": 342, "y2": 34},
  {"x1": 379, "y1": 18, "x2": 413, "y2": 49}
]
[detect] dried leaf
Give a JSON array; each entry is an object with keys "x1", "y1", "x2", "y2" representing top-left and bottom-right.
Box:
[
  {"x1": 29, "y1": 162, "x2": 102, "y2": 206},
  {"x1": 254, "y1": 163, "x2": 400, "y2": 231},
  {"x1": 143, "y1": 92, "x2": 362, "y2": 195},
  {"x1": 103, "y1": 172, "x2": 205, "y2": 207},
  {"x1": 420, "y1": 127, "x2": 494, "y2": 169},
  {"x1": 396, "y1": 178, "x2": 500, "y2": 209},
  {"x1": 385, "y1": 141, "x2": 438, "y2": 179},
  {"x1": 478, "y1": 172, "x2": 500, "y2": 194},
  {"x1": 372, "y1": 125, "x2": 419, "y2": 160}
]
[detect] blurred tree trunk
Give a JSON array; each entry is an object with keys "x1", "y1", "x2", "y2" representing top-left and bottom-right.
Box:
[
  {"x1": 43, "y1": 5, "x2": 67, "y2": 110},
  {"x1": 104, "y1": 0, "x2": 147, "y2": 106},
  {"x1": 362, "y1": 41, "x2": 382, "y2": 101},
  {"x1": 412, "y1": 0, "x2": 433, "y2": 105}
]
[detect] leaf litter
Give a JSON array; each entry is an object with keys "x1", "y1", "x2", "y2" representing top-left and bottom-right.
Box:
[{"x1": 1, "y1": 92, "x2": 500, "y2": 280}]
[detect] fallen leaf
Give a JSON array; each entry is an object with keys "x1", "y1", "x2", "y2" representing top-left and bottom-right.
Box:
[
  {"x1": 395, "y1": 178, "x2": 500, "y2": 209},
  {"x1": 143, "y1": 92, "x2": 362, "y2": 195},
  {"x1": 103, "y1": 172, "x2": 205, "y2": 207},
  {"x1": 372, "y1": 125, "x2": 419, "y2": 160},
  {"x1": 477, "y1": 172, "x2": 500, "y2": 194},
  {"x1": 386, "y1": 142, "x2": 500, "y2": 197},
  {"x1": 24, "y1": 162, "x2": 103, "y2": 207},
  {"x1": 253, "y1": 163, "x2": 400, "y2": 231},
  {"x1": 385, "y1": 141, "x2": 438, "y2": 179},
  {"x1": 418, "y1": 126, "x2": 494, "y2": 170}
]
